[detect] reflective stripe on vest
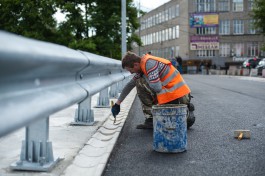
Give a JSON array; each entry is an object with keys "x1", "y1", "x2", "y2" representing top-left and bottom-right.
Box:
[
  {"x1": 161, "y1": 69, "x2": 178, "y2": 86},
  {"x1": 158, "y1": 80, "x2": 185, "y2": 94}
]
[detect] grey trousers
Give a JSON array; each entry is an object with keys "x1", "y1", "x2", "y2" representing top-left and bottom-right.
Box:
[{"x1": 135, "y1": 77, "x2": 157, "y2": 119}]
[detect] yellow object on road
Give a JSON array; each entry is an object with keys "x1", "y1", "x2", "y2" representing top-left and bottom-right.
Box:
[
  {"x1": 234, "y1": 130, "x2": 250, "y2": 140},
  {"x1": 238, "y1": 132, "x2": 243, "y2": 140}
]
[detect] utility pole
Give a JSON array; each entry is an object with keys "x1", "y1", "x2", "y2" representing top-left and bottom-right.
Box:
[
  {"x1": 138, "y1": 1, "x2": 141, "y2": 56},
  {"x1": 121, "y1": 0, "x2": 126, "y2": 59}
]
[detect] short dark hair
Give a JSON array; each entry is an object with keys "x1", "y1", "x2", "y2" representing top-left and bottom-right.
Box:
[{"x1": 122, "y1": 51, "x2": 141, "y2": 69}]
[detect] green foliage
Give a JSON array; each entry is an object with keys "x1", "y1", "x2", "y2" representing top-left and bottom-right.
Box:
[
  {"x1": 0, "y1": 0, "x2": 58, "y2": 43},
  {"x1": 252, "y1": 0, "x2": 265, "y2": 34},
  {"x1": 89, "y1": 0, "x2": 141, "y2": 59},
  {"x1": 252, "y1": 0, "x2": 265, "y2": 49},
  {"x1": 0, "y1": 0, "x2": 141, "y2": 59},
  {"x1": 69, "y1": 39, "x2": 96, "y2": 53}
]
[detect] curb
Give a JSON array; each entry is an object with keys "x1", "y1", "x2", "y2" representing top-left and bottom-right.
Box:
[{"x1": 62, "y1": 89, "x2": 136, "y2": 176}]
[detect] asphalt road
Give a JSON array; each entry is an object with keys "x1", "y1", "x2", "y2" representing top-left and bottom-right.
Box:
[{"x1": 103, "y1": 75, "x2": 265, "y2": 176}]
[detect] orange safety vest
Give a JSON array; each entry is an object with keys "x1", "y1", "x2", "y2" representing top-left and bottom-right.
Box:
[{"x1": 140, "y1": 54, "x2": 191, "y2": 104}]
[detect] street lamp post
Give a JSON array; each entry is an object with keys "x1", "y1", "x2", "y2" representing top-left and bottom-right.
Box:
[
  {"x1": 121, "y1": 0, "x2": 126, "y2": 59},
  {"x1": 138, "y1": 22, "x2": 141, "y2": 56}
]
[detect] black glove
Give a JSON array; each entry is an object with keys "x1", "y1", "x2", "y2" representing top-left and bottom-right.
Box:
[{"x1": 111, "y1": 103, "x2": 120, "y2": 116}]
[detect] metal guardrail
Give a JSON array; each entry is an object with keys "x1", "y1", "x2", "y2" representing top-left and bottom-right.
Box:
[{"x1": 0, "y1": 31, "x2": 130, "y2": 171}]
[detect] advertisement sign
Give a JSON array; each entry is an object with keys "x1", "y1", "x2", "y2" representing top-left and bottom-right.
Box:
[
  {"x1": 190, "y1": 35, "x2": 219, "y2": 50},
  {"x1": 190, "y1": 35, "x2": 219, "y2": 42},
  {"x1": 190, "y1": 13, "x2": 219, "y2": 28},
  {"x1": 190, "y1": 42, "x2": 219, "y2": 50}
]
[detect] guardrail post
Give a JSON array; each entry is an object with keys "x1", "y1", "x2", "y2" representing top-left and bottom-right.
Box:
[
  {"x1": 95, "y1": 87, "x2": 110, "y2": 108},
  {"x1": 118, "y1": 76, "x2": 131, "y2": 93},
  {"x1": 118, "y1": 81, "x2": 123, "y2": 93},
  {"x1": 72, "y1": 96, "x2": 95, "y2": 125},
  {"x1": 109, "y1": 83, "x2": 119, "y2": 98},
  {"x1": 118, "y1": 79, "x2": 126, "y2": 93},
  {"x1": 10, "y1": 117, "x2": 60, "y2": 171}
]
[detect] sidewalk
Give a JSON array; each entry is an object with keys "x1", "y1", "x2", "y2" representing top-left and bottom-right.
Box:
[
  {"x1": 218, "y1": 75, "x2": 265, "y2": 82},
  {"x1": 0, "y1": 89, "x2": 137, "y2": 176}
]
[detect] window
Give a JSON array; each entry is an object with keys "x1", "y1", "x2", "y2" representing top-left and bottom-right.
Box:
[
  {"x1": 141, "y1": 36, "x2": 145, "y2": 45},
  {"x1": 233, "y1": 0, "x2": 243, "y2": 11},
  {"x1": 195, "y1": 0, "x2": 216, "y2": 12},
  {"x1": 168, "y1": 7, "x2": 172, "y2": 20},
  {"x1": 233, "y1": 20, "x2": 244, "y2": 34},
  {"x1": 260, "y1": 50, "x2": 265, "y2": 57},
  {"x1": 218, "y1": 0, "x2": 230, "y2": 11},
  {"x1": 165, "y1": 29, "x2": 168, "y2": 41},
  {"x1": 175, "y1": 46, "x2": 180, "y2": 56},
  {"x1": 171, "y1": 6, "x2": 175, "y2": 19},
  {"x1": 152, "y1": 33, "x2": 156, "y2": 44},
  {"x1": 170, "y1": 47, "x2": 175, "y2": 58},
  {"x1": 248, "y1": 0, "x2": 254, "y2": 10},
  {"x1": 247, "y1": 43, "x2": 259, "y2": 56},
  {"x1": 196, "y1": 50, "x2": 216, "y2": 57},
  {"x1": 219, "y1": 20, "x2": 230, "y2": 35},
  {"x1": 172, "y1": 26, "x2": 176, "y2": 39},
  {"x1": 169, "y1": 28, "x2": 172, "y2": 40},
  {"x1": 219, "y1": 43, "x2": 230, "y2": 57},
  {"x1": 176, "y1": 25, "x2": 179, "y2": 38},
  {"x1": 233, "y1": 43, "x2": 244, "y2": 56},
  {"x1": 158, "y1": 31, "x2": 161, "y2": 43},
  {"x1": 248, "y1": 20, "x2": 256, "y2": 34},
  {"x1": 165, "y1": 9, "x2": 169, "y2": 21},
  {"x1": 176, "y1": 4, "x2": 179, "y2": 16},
  {"x1": 197, "y1": 27, "x2": 216, "y2": 35},
  {"x1": 161, "y1": 30, "x2": 165, "y2": 42},
  {"x1": 161, "y1": 11, "x2": 165, "y2": 23}
]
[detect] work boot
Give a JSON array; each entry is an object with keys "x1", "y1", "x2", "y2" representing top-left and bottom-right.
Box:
[
  {"x1": 187, "y1": 103, "x2": 195, "y2": 128},
  {"x1": 136, "y1": 118, "x2": 153, "y2": 129}
]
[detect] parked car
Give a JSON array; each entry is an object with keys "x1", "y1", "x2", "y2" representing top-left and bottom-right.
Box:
[
  {"x1": 242, "y1": 58, "x2": 261, "y2": 68},
  {"x1": 256, "y1": 58, "x2": 265, "y2": 75}
]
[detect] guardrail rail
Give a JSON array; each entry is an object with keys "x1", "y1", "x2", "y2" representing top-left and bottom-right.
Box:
[{"x1": 0, "y1": 31, "x2": 130, "y2": 171}]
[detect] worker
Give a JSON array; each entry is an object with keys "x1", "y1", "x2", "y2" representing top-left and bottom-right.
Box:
[{"x1": 111, "y1": 51, "x2": 195, "y2": 129}]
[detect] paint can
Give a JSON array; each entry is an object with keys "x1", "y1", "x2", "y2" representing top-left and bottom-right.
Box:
[{"x1": 152, "y1": 104, "x2": 187, "y2": 153}]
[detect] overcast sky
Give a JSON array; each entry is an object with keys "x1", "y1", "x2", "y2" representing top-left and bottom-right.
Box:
[{"x1": 133, "y1": 0, "x2": 170, "y2": 12}]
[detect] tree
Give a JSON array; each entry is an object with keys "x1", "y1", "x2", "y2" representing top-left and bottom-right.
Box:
[
  {"x1": 252, "y1": 0, "x2": 265, "y2": 49},
  {"x1": 0, "y1": 0, "x2": 58, "y2": 43},
  {"x1": 89, "y1": 0, "x2": 140, "y2": 59},
  {"x1": 0, "y1": 0, "x2": 141, "y2": 59}
]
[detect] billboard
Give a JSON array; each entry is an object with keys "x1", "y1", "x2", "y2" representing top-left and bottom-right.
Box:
[
  {"x1": 190, "y1": 42, "x2": 219, "y2": 50},
  {"x1": 190, "y1": 35, "x2": 219, "y2": 50},
  {"x1": 190, "y1": 13, "x2": 219, "y2": 28}
]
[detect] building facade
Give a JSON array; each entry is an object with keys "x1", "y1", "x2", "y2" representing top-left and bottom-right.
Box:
[
  {"x1": 132, "y1": 0, "x2": 265, "y2": 68},
  {"x1": 133, "y1": 0, "x2": 189, "y2": 60}
]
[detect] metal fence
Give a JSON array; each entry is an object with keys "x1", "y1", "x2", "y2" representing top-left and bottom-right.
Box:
[{"x1": 0, "y1": 31, "x2": 130, "y2": 171}]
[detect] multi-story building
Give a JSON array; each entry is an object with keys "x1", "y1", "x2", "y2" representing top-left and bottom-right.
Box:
[
  {"x1": 133, "y1": 0, "x2": 189, "y2": 60},
  {"x1": 132, "y1": 0, "x2": 265, "y2": 70}
]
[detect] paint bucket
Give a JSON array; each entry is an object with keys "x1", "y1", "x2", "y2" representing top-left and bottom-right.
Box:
[{"x1": 152, "y1": 104, "x2": 187, "y2": 153}]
